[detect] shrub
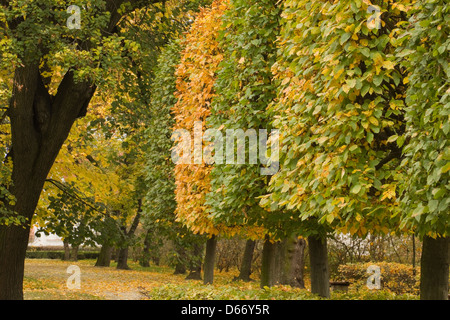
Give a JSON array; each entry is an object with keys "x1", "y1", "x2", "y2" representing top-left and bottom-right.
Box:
[
  {"x1": 337, "y1": 262, "x2": 419, "y2": 295},
  {"x1": 25, "y1": 250, "x2": 99, "y2": 260}
]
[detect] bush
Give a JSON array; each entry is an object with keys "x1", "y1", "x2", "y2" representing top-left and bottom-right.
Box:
[
  {"x1": 147, "y1": 282, "x2": 319, "y2": 300},
  {"x1": 337, "y1": 262, "x2": 419, "y2": 295},
  {"x1": 25, "y1": 250, "x2": 99, "y2": 260}
]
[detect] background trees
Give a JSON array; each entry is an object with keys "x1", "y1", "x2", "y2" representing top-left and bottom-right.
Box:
[{"x1": 1, "y1": 0, "x2": 448, "y2": 300}]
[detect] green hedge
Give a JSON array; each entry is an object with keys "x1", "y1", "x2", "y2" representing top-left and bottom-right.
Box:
[{"x1": 26, "y1": 251, "x2": 99, "y2": 260}]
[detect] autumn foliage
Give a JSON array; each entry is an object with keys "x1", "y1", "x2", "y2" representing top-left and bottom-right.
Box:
[
  {"x1": 172, "y1": 0, "x2": 229, "y2": 236},
  {"x1": 1, "y1": 0, "x2": 448, "y2": 301}
]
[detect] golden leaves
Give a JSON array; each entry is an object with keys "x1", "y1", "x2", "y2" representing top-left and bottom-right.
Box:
[{"x1": 172, "y1": 0, "x2": 229, "y2": 236}]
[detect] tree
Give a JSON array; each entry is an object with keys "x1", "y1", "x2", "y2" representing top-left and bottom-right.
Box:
[
  {"x1": 205, "y1": 0, "x2": 283, "y2": 289},
  {"x1": 36, "y1": 180, "x2": 101, "y2": 261},
  {"x1": 141, "y1": 38, "x2": 208, "y2": 276},
  {"x1": 172, "y1": 0, "x2": 235, "y2": 285},
  {"x1": 0, "y1": 0, "x2": 168, "y2": 299},
  {"x1": 397, "y1": 0, "x2": 449, "y2": 300},
  {"x1": 262, "y1": 0, "x2": 413, "y2": 297}
]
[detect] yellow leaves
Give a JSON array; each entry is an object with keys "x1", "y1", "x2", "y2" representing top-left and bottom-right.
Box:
[
  {"x1": 173, "y1": 0, "x2": 230, "y2": 236},
  {"x1": 316, "y1": 136, "x2": 329, "y2": 145},
  {"x1": 382, "y1": 60, "x2": 395, "y2": 70},
  {"x1": 368, "y1": 116, "x2": 379, "y2": 126},
  {"x1": 381, "y1": 184, "x2": 397, "y2": 201},
  {"x1": 360, "y1": 38, "x2": 369, "y2": 47},
  {"x1": 333, "y1": 68, "x2": 345, "y2": 80}
]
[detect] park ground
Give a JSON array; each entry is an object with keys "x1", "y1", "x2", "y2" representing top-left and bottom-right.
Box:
[{"x1": 23, "y1": 259, "x2": 418, "y2": 300}]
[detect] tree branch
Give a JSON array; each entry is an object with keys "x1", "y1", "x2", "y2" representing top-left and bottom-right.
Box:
[{"x1": 44, "y1": 178, "x2": 106, "y2": 216}]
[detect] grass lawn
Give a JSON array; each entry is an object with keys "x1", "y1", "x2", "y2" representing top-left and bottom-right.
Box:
[{"x1": 23, "y1": 259, "x2": 418, "y2": 300}]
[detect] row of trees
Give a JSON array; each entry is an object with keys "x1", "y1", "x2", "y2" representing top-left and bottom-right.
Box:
[
  {"x1": 0, "y1": 0, "x2": 448, "y2": 300},
  {"x1": 144, "y1": 0, "x2": 449, "y2": 299},
  {"x1": 0, "y1": 0, "x2": 210, "y2": 299}
]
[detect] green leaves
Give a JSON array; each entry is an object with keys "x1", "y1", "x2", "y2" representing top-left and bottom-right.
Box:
[
  {"x1": 398, "y1": 0, "x2": 450, "y2": 238},
  {"x1": 264, "y1": 0, "x2": 413, "y2": 237},
  {"x1": 206, "y1": 0, "x2": 280, "y2": 235}
]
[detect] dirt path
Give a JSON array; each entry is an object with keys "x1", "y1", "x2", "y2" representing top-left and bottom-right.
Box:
[{"x1": 24, "y1": 259, "x2": 180, "y2": 300}]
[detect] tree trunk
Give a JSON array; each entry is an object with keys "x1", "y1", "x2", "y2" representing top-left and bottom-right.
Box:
[
  {"x1": 63, "y1": 240, "x2": 71, "y2": 261},
  {"x1": 308, "y1": 235, "x2": 330, "y2": 298},
  {"x1": 203, "y1": 235, "x2": 217, "y2": 285},
  {"x1": 95, "y1": 244, "x2": 112, "y2": 267},
  {"x1": 116, "y1": 247, "x2": 130, "y2": 270},
  {"x1": 0, "y1": 64, "x2": 96, "y2": 299},
  {"x1": 0, "y1": 224, "x2": 32, "y2": 300},
  {"x1": 280, "y1": 236, "x2": 306, "y2": 288},
  {"x1": 420, "y1": 235, "x2": 449, "y2": 300},
  {"x1": 235, "y1": 239, "x2": 256, "y2": 282},
  {"x1": 70, "y1": 245, "x2": 79, "y2": 262},
  {"x1": 260, "y1": 236, "x2": 280, "y2": 288},
  {"x1": 116, "y1": 202, "x2": 142, "y2": 270},
  {"x1": 412, "y1": 235, "x2": 416, "y2": 276}
]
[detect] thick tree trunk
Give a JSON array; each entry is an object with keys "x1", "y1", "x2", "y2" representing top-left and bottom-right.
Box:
[
  {"x1": 203, "y1": 235, "x2": 217, "y2": 285},
  {"x1": 235, "y1": 239, "x2": 256, "y2": 282},
  {"x1": 308, "y1": 235, "x2": 330, "y2": 298},
  {"x1": 420, "y1": 236, "x2": 449, "y2": 300},
  {"x1": 95, "y1": 244, "x2": 112, "y2": 267},
  {"x1": 280, "y1": 236, "x2": 306, "y2": 288},
  {"x1": 260, "y1": 236, "x2": 280, "y2": 288},
  {"x1": 0, "y1": 224, "x2": 31, "y2": 300},
  {"x1": 0, "y1": 65, "x2": 96, "y2": 299},
  {"x1": 116, "y1": 247, "x2": 131, "y2": 270}
]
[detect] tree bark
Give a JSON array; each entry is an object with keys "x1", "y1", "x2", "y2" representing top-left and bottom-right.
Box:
[
  {"x1": 308, "y1": 235, "x2": 330, "y2": 298},
  {"x1": 116, "y1": 247, "x2": 130, "y2": 270},
  {"x1": 203, "y1": 235, "x2": 217, "y2": 285},
  {"x1": 95, "y1": 244, "x2": 112, "y2": 267},
  {"x1": 116, "y1": 200, "x2": 142, "y2": 270},
  {"x1": 70, "y1": 245, "x2": 79, "y2": 262},
  {"x1": 63, "y1": 240, "x2": 70, "y2": 261},
  {"x1": 420, "y1": 235, "x2": 449, "y2": 300},
  {"x1": 280, "y1": 236, "x2": 306, "y2": 288},
  {"x1": 235, "y1": 239, "x2": 256, "y2": 282},
  {"x1": 412, "y1": 235, "x2": 416, "y2": 276},
  {"x1": 260, "y1": 236, "x2": 280, "y2": 288}
]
